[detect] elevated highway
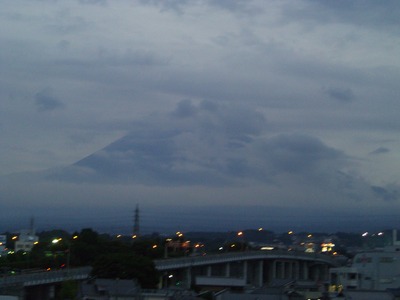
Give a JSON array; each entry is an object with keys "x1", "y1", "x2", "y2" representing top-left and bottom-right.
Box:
[
  {"x1": 0, "y1": 267, "x2": 91, "y2": 288},
  {"x1": 155, "y1": 250, "x2": 339, "y2": 289},
  {"x1": 0, "y1": 267, "x2": 91, "y2": 299}
]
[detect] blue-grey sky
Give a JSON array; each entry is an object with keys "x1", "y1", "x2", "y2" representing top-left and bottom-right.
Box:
[{"x1": 1, "y1": 0, "x2": 400, "y2": 233}]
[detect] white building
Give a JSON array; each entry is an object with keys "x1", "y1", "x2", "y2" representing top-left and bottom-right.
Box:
[
  {"x1": 0, "y1": 235, "x2": 6, "y2": 255},
  {"x1": 14, "y1": 229, "x2": 39, "y2": 252},
  {"x1": 329, "y1": 230, "x2": 400, "y2": 293}
]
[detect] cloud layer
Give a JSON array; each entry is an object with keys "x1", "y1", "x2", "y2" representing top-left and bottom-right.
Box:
[{"x1": 1, "y1": 0, "x2": 400, "y2": 232}]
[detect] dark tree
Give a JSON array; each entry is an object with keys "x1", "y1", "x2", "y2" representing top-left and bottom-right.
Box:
[{"x1": 92, "y1": 253, "x2": 159, "y2": 288}]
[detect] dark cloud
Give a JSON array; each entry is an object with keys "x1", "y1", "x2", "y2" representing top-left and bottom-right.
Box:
[
  {"x1": 50, "y1": 101, "x2": 266, "y2": 185},
  {"x1": 320, "y1": 0, "x2": 400, "y2": 28},
  {"x1": 34, "y1": 89, "x2": 65, "y2": 112},
  {"x1": 207, "y1": 0, "x2": 262, "y2": 15},
  {"x1": 44, "y1": 10, "x2": 90, "y2": 35},
  {"x1": 369, "y1": 147, "x2": 390, "y2": 155},
  {"x1": 56, "y1": 49, "x2": 168, "y2": 68},
  {"x1": 325, "y1": 87, "x2": 355, "y2": 103},
  {"x1": 257, "y1": 133, "x2": 344, "y2": 174},
  {"x1": 286, "y1": 0, "x2": 400, "y2": 32},
  {"x1": 79, "y1": 0, "x2": 107, "y2": 5},
  {"x1": 171, "y1": 99, "x2": 198, "y2": 118},
  {"x1": 139, "y1": 0, "x2": 190, "y2": 13},
  {"x1": 140, "y1": 0, "x2": 260, "y2": 15},
  {"x1": 48, "y1": 102, "x2": 352, "y2": 190},
  {"x1": 371, "y1": 185, "x2": 399, "y2": 202}
]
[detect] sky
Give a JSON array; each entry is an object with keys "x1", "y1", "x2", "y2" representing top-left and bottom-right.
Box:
[{"x1": 1, "y1": 0, "x2": 400, "y2": 234}]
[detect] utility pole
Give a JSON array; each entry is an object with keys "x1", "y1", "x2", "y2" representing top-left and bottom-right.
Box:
[
  {"x1": 30, "y1": 216, "x2": 35, "y2": 235},
  {"x1": 133, "y1": 204, "x2": 140, "y2": 238}
]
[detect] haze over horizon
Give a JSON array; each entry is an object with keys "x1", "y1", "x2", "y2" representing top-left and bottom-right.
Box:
[{"x1": 1, "y1": 0, "x2": 400, "y2": 233}]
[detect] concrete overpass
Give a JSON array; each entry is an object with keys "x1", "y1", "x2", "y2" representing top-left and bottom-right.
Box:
[
  {"x1": 155, "y1": 250, "x2": 339, "y2": 289},
  {"x1": 0, "y1": 267, "x2": 91, "y2": 299}
]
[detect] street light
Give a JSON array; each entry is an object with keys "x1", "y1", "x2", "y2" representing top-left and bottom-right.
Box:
[
  {"x1": 237, "y1": 231, "x2": 245, "y2": 251},
  {"x1": 51, "y1": 237, "x2": 71, "y2": 276},
  {"x1": 52, "y1": 238, "x2": 62, "y2": 244}
]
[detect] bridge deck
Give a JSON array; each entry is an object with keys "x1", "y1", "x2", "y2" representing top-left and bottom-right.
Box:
[
  {"x1": 0, "y1": 267, "x2": 92, "y2": 287},
  {"x1": 155, "y1": 250, "x2": 338, "y2": 271}
]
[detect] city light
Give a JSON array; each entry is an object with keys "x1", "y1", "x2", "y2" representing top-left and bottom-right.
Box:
[
  {"x1": 52, "y1": 238, "x2": 62, "y2": 244},
  {"x1": 261, "y1": 246, "x2": 274, "y2": 251},
  {"x1": 237, "y1": 231, "x2": 243, "y2": 236},
  {"x1": 288, "y1": 231, "x2": 293, "y2": 235},
  {"x1": 321, "y1": 242, "x2": 335, "y2": 253},
  {"x1": 362, "y1": 232, "x2": 368, "y2": 237},
  {"x1": 258, "y1": 228, "x2": 263, "y2": 231}
]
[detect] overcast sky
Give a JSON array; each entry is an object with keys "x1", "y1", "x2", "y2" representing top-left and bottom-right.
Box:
[{"x1": 1, "y1": 0, "x2": 400, "y2": 233}]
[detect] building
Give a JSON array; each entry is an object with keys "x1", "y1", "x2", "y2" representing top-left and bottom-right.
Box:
[
  {"x1": 329, "y1": 230, "x2": 400, "y2": 293},
  {"x1": 14, "y1": 229, "x2": 39, "y2": 253},
  {"x1": 0, "y1": 235, "x2": 6, "y2": 255},
  {"x1": 79, "y1": 279, "x2": 200, "y2": 299}
]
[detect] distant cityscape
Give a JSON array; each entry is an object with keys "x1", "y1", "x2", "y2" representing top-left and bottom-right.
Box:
[{"x1": 1, "y1": 214, "x2": 399, "y2": 299}]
